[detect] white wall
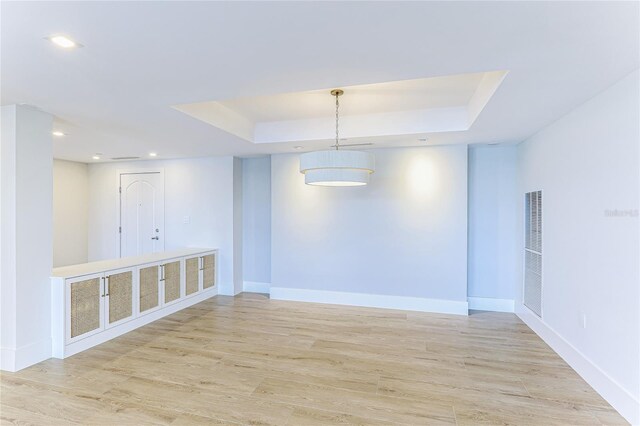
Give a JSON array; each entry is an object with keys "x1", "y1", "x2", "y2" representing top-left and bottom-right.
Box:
[
  {"x1": 242, "y1": 156, "x2": 271, "y2": 290},
  {"x1": 467, "y1": 145, "x2": 518, "y2": 310},
  {"x1": 1, "y1": 105, "x2": 53, "y2": 371},
  {"x1": 516, "y1": 70, "x2": 639, "y2": 423},
  {"x1": 87, "y1": 156, "x2": 238, "y2": 295},
  {"x1": 232, "y1": 157, "x2": 243, "y2": 295},
  {"x1": 271, "y1": 145, "x2": 469, "y2": 314},
  {"x1": 1, "y1": 105, "x2": 18, "y2": 366},
  {"x1": 53, "y1": 160, "x2": 89, "y2": 267}
]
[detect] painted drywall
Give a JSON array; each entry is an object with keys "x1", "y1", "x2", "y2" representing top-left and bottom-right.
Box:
[
  {"x1": 0, "y1": 105, "x2": 53, "y2": 371},
  {"x1": 516, "y1": 70, "x2": 639, "y2": 423},
  {"x1": 0, "y1": 105, "x2": 18, "y2": 365},
  {"x1": 467, "y1": 145, "x2": 518, "y2": 303},
  {"x1": 242, "y1": 156, "x2": 271, "y2": 289},
  {"x1": 53, "y1": 160, "x2": 89, "y2": 267},
  {"x1": 87, "y1": 156, "x2": 238, "y2": 296},
  {"x1": 233, "y1": 157, "x2": 243, "y2": 295},
  {"x1": 271, "y1": 145, "x2": 468, "y2": 309}
]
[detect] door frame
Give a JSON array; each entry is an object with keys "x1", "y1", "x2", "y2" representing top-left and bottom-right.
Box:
[{"x1": 116, "y1": 168, "x2": 165, "y2": 258}]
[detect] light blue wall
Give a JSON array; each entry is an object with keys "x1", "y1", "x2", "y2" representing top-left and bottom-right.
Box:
[
  {"x1": 467, "y1": 145, "x2": 518, "y2": 300},
  {"x1": 516, "y1": 70, "x2": 639, "y2": 417},
  {"x1": 271, "y1": 145, "x2": 468, "y2": 302},
  {"x1": 242, "y1": 156, "x2": 271, "y2": 284}
]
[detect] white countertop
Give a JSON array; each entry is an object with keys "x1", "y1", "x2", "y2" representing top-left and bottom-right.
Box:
[{"x1": 51, "y1": 248, "x2": 216, "y2": 279}]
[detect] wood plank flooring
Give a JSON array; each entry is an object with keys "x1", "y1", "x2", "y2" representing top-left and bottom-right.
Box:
[{"x1": 0, "y1": 293, "x2": 627, "y2": 425}]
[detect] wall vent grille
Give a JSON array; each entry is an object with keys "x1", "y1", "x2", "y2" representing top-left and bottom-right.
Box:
[{"x1": 524, "y1": 190, "x2": 542, "y2": 317}]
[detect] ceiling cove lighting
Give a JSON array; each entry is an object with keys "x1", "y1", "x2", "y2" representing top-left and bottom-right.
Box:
[
  {"x1": 52, "y1": 131, "x2": 65, "y2": 137},
  {"x1": 299, "y1": 89, "x2": 374, "y2": 186},
  {"x1": 47, "y1": 35, "x2": 82, "y2": 49}
]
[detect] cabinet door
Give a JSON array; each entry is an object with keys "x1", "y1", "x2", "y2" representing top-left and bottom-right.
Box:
[
  {"x1": 202, "y1": 253, "x2": 216, "y2": 290},
  {"x1": 105, "y1": 268, "x2": 134, "y2": 328},
  {"x1": 185, "y1": 256, "x2": 200, "y2": 296},
  {"x1": 163, "y1": 260, "x2": 181, "y2": 304},
  {"x1": 139, "y1": 264, "x2": 161, "y2": 314},
  {"x1": 66, "y1": 273, "x2": 104, "y2": 344}
]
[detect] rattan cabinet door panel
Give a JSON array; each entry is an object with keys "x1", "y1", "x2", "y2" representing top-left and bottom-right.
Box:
[
  {"x1": 67, "y1": 273, "x2": 104, "y2": 343},
  {"x1": 163, "y1": 261, "x2": 181, "y2": 304},
  {"x1": 185, "y1": 257, "x2": 200, "y2": 296},
  {"x1": 139, "y1": 265, "x2": 160, "y2": 314},
  {"x1": 203, "y1": 254, "x2": 216, "y2": 289},
  {"x1": 106, "y1": 270, "x2": 133, "y2": 326}
]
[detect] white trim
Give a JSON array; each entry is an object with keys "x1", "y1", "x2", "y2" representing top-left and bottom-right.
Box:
[
  {"x1": 243, "y1": 281, "x2": 270, "y2": 294},
  {"x1": 517, "y1": 305, "x2": 639, "y2": 425},
  {"x1": 468, "y1": 297, "x2": 515, "y2": 312},
  {"x1": 0, "y1": 338, "x2": 52, "y2": 372},
  {"x1": 270, "y1": 287, "x2": 468, "y2": 316}
]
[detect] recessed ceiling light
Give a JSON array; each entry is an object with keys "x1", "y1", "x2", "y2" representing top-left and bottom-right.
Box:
[
  {"x1": 92, "y1": 155, "x2": 101, "y2": 160},
  {"x1": 149, "y1": 152, "x2": 157, "y2": 157},
  {"x1": 294, "y1": 146, "x2": 303, "y2": 150},
  {"x1": 52, "y1": 131, "x2": 66, "y2": 137},
  {"x1": 47, "y1": 35, "x2": 82, "y2": 49},
  {"x1": 418, "y1": 137, "x2": 428, "y2": 142}
]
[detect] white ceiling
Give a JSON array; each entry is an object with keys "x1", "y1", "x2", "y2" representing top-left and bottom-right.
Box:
[
  {"x1": 173, "y1": 71, "x2": 506, "y2": 146},
  {"x1": 212, "y1": 73, "x2": 486, "y2": 121},
  {"x1": 1, "y1": 1, "x2": 638, "y2": 163}
]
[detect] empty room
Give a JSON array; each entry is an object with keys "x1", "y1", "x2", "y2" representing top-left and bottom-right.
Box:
[{"x1": 1, "y1": 1, "x2": 639, "y2": 425}]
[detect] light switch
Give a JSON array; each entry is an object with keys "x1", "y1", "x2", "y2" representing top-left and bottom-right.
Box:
[{"x1": 183, "y1": 215, "x2": 190, "y2": 224}]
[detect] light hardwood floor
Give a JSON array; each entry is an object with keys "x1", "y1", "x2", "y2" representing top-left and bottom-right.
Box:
[{"x1": 0, "y1": 293, "x2": 627, "y2": 425}]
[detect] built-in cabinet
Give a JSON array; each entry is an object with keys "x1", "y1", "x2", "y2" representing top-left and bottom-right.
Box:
[
  {"x1": 162, "y1": 260, "x2": 182, "y2": 305},
  {"x1": 67, "y1": 272, "x2": 104, "y2": 343},
  {"x1": 139, "y1": 263, "x2": 161, "y2": 314},
  {"x1": 184, "y1": 253, "x2": 216, "y2": 296},
  {"x1": 52, "y1": 248, "x2": 218, "y2": 359},
  {"x1": 105, "y1": 269, "x2": 135, "y2": 329},
  {"x1": 66, "y1": 267, "x2": 137, "y2": 345},
  {"x1": 185, "y1": 256, "x2": 200, "y2": 296}
]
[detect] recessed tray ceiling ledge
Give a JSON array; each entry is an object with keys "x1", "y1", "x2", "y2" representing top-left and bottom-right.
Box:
[{"x1": 173, "y1": 70, "x2": 508, "y2": 145}]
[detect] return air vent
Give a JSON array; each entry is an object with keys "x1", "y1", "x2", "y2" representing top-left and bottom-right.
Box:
[
  {"x1": 524, "y1": 191, "x2": 542, "y2": 317},
  {"x1": 111, "y1": 156, "x2": 141, "y2": 161}
]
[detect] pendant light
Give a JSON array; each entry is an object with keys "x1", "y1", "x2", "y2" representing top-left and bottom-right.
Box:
[{"x1": 299, "y1": 89, "x2": 375, "y2": 186}]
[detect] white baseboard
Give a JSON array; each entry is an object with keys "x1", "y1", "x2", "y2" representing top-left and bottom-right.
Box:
[
  {"x1": 270, "y1": 287, "x2": 468, "y2": 316},
  {"x1": 1, "y1": 337, "x2": 52, "y2": 372},
  {"x1": 243, "y1": 281, "x2": 270, "y2": 294},
  {"x1": 517, "y1": 305, "x2": 639, "y2": 425},
  {"x1": 468, "y1": 297, "x2": 515, "y2": 313}
]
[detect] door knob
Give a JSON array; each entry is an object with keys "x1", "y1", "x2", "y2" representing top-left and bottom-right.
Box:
[{"x1": 151, "y1": 236, "x2": 159, "y2": 240}]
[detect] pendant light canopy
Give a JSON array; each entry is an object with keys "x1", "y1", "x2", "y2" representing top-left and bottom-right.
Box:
[{"x1": 299, "y1": 89, "x2": 375, "y2": 186}]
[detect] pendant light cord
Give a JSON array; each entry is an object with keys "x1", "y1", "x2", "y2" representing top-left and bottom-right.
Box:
[{"x1": 335, "y1": 92, "x2": 340, "y2": 150}]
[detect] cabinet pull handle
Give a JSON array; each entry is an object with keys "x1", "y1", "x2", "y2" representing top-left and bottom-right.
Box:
[
  {"x1": 199, "y1": 256, "x2": 204, "y2": 271},
  {"x1": 159, "y1": 264, "x2": 165, "y2": 282},
  {"x1": 101, "y1": 277, "x2": 105, "y2": 297},
  {"x1": 105, "y1": 275, "x2": 110, "y2": 296}
]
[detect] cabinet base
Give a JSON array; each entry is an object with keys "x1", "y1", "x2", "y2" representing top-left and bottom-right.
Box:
[{"x1": 53, "y1": 289, "x2": 217, "y2": 359}]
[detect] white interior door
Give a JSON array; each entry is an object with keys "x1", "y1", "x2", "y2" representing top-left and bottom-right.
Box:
[{"x1": 120, "y1": 172, "x2": 164, "y2": 257}]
